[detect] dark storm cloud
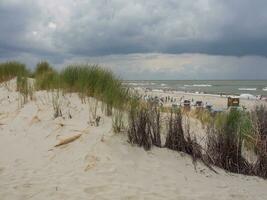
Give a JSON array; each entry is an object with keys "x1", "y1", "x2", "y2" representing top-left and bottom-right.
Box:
[
  {"x1": 2, "y1": 0, "x2": 267, "y2": 57},
  {"x1": 51, "y1": 0, "x2": 267, "y2": 57},
  {"x1": 0, "y1": 0, "x2": 63, "y2": 59},
  {"x1": 0, "y1": 1, "x2": 37, "y2": 53}
]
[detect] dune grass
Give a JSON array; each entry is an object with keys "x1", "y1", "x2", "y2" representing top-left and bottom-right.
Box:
[
  {"x1": 34, "y1": 63, "x2": 129, "y2": 109},
  {"x1": 127, "y1": 97, "x2": 162, "y2": 150},
  {"x1": 206, "y1": 110, "x2": 253, "y2": 174},
  {"x1": 17, "y1": 76, "x2": 34, "y2": 105},
  {"x1": 0, "y1": 61, "x2": 33, "y2": 105},
  {"x1": 112, "y1": 110, "x2": 125, "y2": 133},
  {"x1": 0, "y1": 60, "x2": 129, "y2": 119},
  {"x1": 251, "y1": 105, "x2": 267, "y2": 178},
  {"x1": 61, "y1": 65, "x2": 129, "y2": 109},
  {"x1": 35, "y1": 69, "x2": 61, "y2": 90},
  {"x1": 34, "y1": 63, "x2": 130, "y2": 122},
  {"x1": 193, "y1": 109, "x2": 213, "y2": 126},
  {"x1": 34, "y1": 61, "x2": 54, "y2": 77},
  {"x1": 0, "y1": 61, "x2": 29, "y2": 83},
  {"x1": 127, "y1": 100, "x2": 267, "y2": 178}
]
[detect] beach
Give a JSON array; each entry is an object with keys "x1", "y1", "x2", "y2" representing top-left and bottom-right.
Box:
[
  {"x1": 1, "y1": 0, "x2": 267, "y2": 199},
  {"x1": 1, "y1": 80, "x2": 267, "y2": 200},
  {"x1": 134, "y1": 87, "x2": 267, "y2": 110}
]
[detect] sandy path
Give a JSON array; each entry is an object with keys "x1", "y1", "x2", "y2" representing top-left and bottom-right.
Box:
[{"x1": 1, "y1": 83, "x2": 267, "y2": 200}]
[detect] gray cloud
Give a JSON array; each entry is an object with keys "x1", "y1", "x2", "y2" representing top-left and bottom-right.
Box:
[
  {"x1": 56, "y1": 53, "x2": 267, "y2": 80},
  {"x1": 0, "y1": 0, "x2": 267, "y2": 79}
]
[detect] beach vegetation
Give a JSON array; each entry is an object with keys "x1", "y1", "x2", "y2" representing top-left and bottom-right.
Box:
[
  {"x1": 17, "y1": 76, "x2": 34, "y2": 105},
  {"x1": 127, "y1": 98, "x2": 162, "y2": 150},
  {"x1": 251, "y1": 105, "x2": 267, "y2": 178},
  {"x1": 112, "y1": 110, "x2": 125, "y2": 133},
  {"x1": 206, "y1": 109, "x2": 253, "y2": 174},
  {"x1": 34, "y1": 61, "x2": 54, "y2": 77},
  {"x1": 34, "y1": 63, "x2": 129, "y2": 123},
  {"x1": 0, "y1": 61, "x2": 29, "y2": 83},
  {"x1": 1, "y1": 60, "x2": 267, "y2": 178},
  {"x1": 51, "y1": 89, "x2": 63, "y2": 118}
]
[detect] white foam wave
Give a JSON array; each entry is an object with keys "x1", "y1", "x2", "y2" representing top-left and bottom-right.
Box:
[
  {"x1": 262, "y1": 87, "x2": 267, "y2": 91},
  {"x1": 238, "y1": 88, "x2": 257, "y2": 91},
  {"x1": 239, "y1": 94, "x2": 257, "y2": 100},
  {"x1": 184, "y1": 84, "x2": 212, "y2": 87},
  {"x1": 193, "y1": 84, "x2": 212, "y2": 87},
  {"x1": 125, "y1": 82, "x2": 156, "y2": 86},
  {"x1": 127, "y1": 83, "x2": 140, "y2": 86}
]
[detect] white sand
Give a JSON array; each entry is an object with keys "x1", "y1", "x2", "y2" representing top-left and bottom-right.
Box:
[{"x1": 1, "y1": 81, "x2": 267, "y2": 200}]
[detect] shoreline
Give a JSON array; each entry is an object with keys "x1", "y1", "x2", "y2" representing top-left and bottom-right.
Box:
[
  {"x1": 123, "y1": 79, "x2": 267, "y2": 97},
  {"x1": 132, "y1": 86, "x2": 267, "y2": 110}
]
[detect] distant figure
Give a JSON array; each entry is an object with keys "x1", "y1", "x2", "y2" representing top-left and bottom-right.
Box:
[{"x1": 95, "y1": 116, "x2": 101, "y2": 127}]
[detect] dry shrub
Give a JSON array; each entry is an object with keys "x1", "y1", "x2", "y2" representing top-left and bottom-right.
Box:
[
  {"x1": 251, "y1": 105, "x2": 267, "y2": 178},
  {"x1": 127, "y1": 100, "x2": 161, "y2": 150},
  {"x1": 165, "y1": 108, "x2": 187, "y2": 151},
  {"x1": 147, "y1": 102, "x2": 161, "y2": 147},
  {"x1": 165, "y1": 108, "x2": 214, "y2": 171},
  {"x1": 206, "y1": 110, "x2": 252, "y2": 174},
  {"x1": 17, "y1": 76, "x2": 31, "y2": 105},
  {"x1": 112, "y1": 110, "x2": 125, "y2": 133},
  {"x1": 52, "y1": 90, "x2": 63, "y2": 118},
  {"x1": 193, "y1": 109, "x2": 213, "y2": 127},
  {"x1": 253, "y1": 140, "x2": 267, "y2": 178},
  {"x1": 127, "y1": 103, "x2": 152, "y2": 150},
  {"x1": 87, "y1": 97, "x2": 99, "y2": 126}
]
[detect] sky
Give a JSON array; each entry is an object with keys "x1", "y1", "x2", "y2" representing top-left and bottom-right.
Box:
[{"x1": 0, "y1": 0, "x2": 267, "y2": 80}]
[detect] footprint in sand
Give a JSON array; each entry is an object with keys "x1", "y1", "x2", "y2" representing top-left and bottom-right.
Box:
[
  {"x1": 83, "y1": 185, "x2": 110, "y2": 194},
  {"x1": 84, "y1": 155, "x2": 100, "y2": 171},
  {"x1": 0, "y1": 167, "x2": 5, "y2": 174}
]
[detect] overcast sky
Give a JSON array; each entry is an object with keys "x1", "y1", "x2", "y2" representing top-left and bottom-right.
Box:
[{"x1": 1, "y1": 0, "x2": 267, "y2": 79}]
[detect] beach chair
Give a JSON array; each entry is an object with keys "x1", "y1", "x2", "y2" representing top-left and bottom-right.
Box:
[
  {"x1": 182, "y1": 100, "x2": 191, "y2": 111},
  {"x1": 195, "y1": 100, "x2": 203, "y2": 111},
  {"x1": 227, "y1": 97, "x2": 240, "y2": 108}
]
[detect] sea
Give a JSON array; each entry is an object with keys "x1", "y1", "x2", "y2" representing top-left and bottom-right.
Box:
[{"x1": 123, "y1": 80, "x2": 267, "y2": 97}]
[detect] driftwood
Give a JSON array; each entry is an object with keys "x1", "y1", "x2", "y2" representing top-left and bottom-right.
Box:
[{"x1": 54, "y1": 134, "x2": 82, "y2": 147}]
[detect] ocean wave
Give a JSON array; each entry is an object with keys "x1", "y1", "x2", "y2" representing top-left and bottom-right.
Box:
[
  {"x1": 263, "y1": 87, "x2": 267, "y2": 91},
  {"x1": 160, "y1": 83, "x2": 167, "y2": 86},
  {"x1": 238, "y1": 88, "x2": 257, "y2": 91},
  {"x1": 125, "y1": 82, "x2": 155, "y2": 86},
  {"x1": 126, "y1": 83, "x2": 140, "y2": 86},
  {"x1": 193, "y1": 84, "x2": 212, "y2": 87},
  {"x1": 184, "y1": 84, "x2": 212, "y2": 87},
  {"x1": 239, "y1": 93, "x2": 257, "y2": 99}
]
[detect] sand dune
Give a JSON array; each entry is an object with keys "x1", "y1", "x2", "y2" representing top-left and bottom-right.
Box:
[{"x1": 1, "y1": 82, "x2": 267, "y2": 200}]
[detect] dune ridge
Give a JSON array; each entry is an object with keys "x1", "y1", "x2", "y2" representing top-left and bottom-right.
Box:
[{"x1": 0, "y1": 80, "x2": 267, "y2": 200}]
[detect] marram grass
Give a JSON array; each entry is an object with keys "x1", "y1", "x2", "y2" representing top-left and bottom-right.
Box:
[
  {"x1": 34, "y1": 64, "x2": 130, "y2": 111},
  {"x1": 0, "y1": 61, "x2": 29, "y2": 83}
]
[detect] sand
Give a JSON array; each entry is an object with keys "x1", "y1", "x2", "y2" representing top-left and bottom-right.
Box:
[
  {"x1": 137, "y1": 88, "x2": 267, "y2": 110},
  {"x1": 1, "y1": 80, "x2": 267, "y2": 200}
]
